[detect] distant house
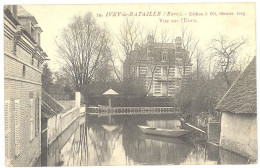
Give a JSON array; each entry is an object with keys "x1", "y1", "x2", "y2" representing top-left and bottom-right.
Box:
[
  {"x1": 123, "y1": 36, "x2": 192, "y2": 97},
  {"x1": 4, "y1": 5, "x2": 47, "y2": 166},
  {"x1": 215, "y1": 56, "x2": 257, "y2": 161}
]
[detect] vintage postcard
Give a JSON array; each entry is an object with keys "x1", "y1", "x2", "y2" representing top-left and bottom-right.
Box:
[{"x1": 3, "y1": 2, "x2": 257, "y2": 166}]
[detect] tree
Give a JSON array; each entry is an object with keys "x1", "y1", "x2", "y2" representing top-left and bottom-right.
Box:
[
  {"x1": 209, "y1": 35, "x2": 247, "y2": 88},
  {"x1": 175, "y1": 27, "x2": 199, "y2": 88},
  {"x1": 116, "y1": 17, "x2": 146, "y2": 96},
  {"x1": 56, "y1": 12, "x2": 111, "y2": 106},
  {"x1": 42, "y1": 63, "x2": 53, "y2": 94},
  {"x1": 116, "y1": 17, "x2": 141, "y2": 59},
  {"x1": 50, "y1": 72, "x2": 74, "y2": 100}
]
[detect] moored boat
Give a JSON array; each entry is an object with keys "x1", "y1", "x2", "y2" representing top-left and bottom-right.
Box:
[{"x1": 138, "y1": 125, "x2": 193, "y2": 137}]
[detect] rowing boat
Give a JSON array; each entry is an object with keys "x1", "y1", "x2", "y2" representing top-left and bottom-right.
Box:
[{"x1": 138, "y1": 125, "x2": 192, "y2": 137}]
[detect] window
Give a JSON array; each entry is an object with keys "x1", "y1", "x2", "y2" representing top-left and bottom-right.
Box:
[
  {"x1": 37, "y1": 61, "x2": 40, "y2": 69},
  {"x1": 162, "y1": 52, "x2": 167, "y2": 61},
  {"x1": 134, "y1": 67, "x2": 139, "y2": 77},
  {"x1": 38, "y1": 32, "x2": 41, "y2": 45},
  {"x1": 14, "y1": 99, "x2": 21, "y2": 156},
  {"x1": 31, "y1": 23, "x2": 36, "y2": 40},
  {"x1": 22, "y1": 65, "x2": 25, "y2": 78},
  {"x1": 162, "y1": 67, "x2": 167, "y2": 77},
  {"x1": 176, "y1": 67, "x2": 183, "y2": 78}
]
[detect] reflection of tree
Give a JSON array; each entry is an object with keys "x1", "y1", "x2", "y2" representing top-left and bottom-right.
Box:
[
  {"x1": 76, "y1": 116, "x2": 124, "y2": 166},
  {"x1": 61, "y1": 123, "x2": 87, "y2": 166},
  {"x1": 59, "y1": 116, "x2": 219, "y2": 166}
]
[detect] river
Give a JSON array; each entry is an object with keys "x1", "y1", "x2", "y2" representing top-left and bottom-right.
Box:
[{"x1": 41, "y1": 114, "x2": 249, "y2": 166}]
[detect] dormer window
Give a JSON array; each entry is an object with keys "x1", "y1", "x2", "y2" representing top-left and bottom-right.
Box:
[
  {"x1": 35, "y1": 26, "x2": 42, "y2": 45},
  {"x1": 31, "y1": 23, "x2": 36, "y2": 40},
  {"x1": 37, "y1": 32, "x2": 40, "y2": 45},
  {"x1": 7, "y1": 5, "x2": 17, "y2": 18},
  {"x1": 162, "y1": 52, "x2": 167, "y2": 61}
]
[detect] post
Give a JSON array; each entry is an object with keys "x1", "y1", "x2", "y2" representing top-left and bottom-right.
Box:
[
  {"x1": 75, "y1": 92, "x2": 81, "y2": 108},
  {"x1": 108, "y1": 97, "x2": 111, "y2": 107}
]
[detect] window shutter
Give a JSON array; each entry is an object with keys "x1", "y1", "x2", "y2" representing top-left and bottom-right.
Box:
[
  {"x1": 14, "y1": 99, "x2": 21, "y2": 156},
  {"x1": 30, "y1": 99, "x2": 34, "y2": 140},
  {"x1": 5, "y1": 100, "x2": 11, "y2": 159},
  {"x1": 35, "y1": 97, "x2": 39, "y2": 136}
]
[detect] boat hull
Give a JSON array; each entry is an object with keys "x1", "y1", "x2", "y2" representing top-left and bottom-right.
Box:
[{"x1": 138, "y1": 125, "x2": 192, "y2": 137}]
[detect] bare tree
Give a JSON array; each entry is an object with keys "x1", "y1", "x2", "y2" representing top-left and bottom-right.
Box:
[
  {"x1": 209, "y1": 35, "x2": 247, "y2": 88},
  {"x1": 194, "y1": 48, "x2": 207, "y2": 81},
  {"x1": 116, "y1": 17, "x2": 141, "y2": 58},
  {"x1": 56, "y1": 12, "x2": 111, "y2": 105},
  {"x1": 175, "y1": 27, "x2": 200, "y2": 88}
]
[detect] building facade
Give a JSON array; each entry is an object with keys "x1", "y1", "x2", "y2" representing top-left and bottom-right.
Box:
[
  {"x1": 216, "y1": 57, "x2": 257, "y2": 161},
  {"x1": 123, "y1": 36, "x2": 192, "y2": 97},
  {"x1": 4, "y1": 5, "x2": 47, "y2": 166}
]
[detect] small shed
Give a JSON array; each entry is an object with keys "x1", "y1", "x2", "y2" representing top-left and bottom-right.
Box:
[{"x1": 215, "y1": 56, "x2": 257, "y2": 161}]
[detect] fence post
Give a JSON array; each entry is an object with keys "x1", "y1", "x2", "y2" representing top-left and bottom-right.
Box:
[{"x1": 75, "y1": 92, "x2": 81, "y2": 108}]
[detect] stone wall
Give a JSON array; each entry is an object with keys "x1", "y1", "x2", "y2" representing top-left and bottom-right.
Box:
[
  {"x1": 47, "y1": 107, "x2": 80, "y2": 145},
  {"x1": 220, "y1": 112, "x2": 257, "y2": 161}
]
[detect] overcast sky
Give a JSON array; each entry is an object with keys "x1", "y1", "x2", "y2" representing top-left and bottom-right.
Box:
[{"x1": 22, "y1": 3, "x2": 256, "y2": 72}]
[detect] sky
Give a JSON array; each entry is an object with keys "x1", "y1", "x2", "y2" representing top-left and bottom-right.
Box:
[{"x1": 21, "y1": 3, "x2": 256, "y2": 72}]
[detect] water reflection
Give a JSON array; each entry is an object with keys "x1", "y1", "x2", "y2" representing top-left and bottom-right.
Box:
[{"x1": 41, "y1": 115, "x2": 250, "y2": 166}]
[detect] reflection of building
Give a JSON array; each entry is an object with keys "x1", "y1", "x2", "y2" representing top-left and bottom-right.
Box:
[
  {"x1": 123, "y1": 36, "x2": 192, "y2": 97},
  {"x1": 4, "y1": 5, "x2": 47, "y2": 166},
  {"x1": 216, "y1": 57, "x2": 257, "y2": 161}
]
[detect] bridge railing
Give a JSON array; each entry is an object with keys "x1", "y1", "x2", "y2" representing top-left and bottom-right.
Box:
[{"x1": 87, "y1": 106, "x2": 180, "y2": 115}]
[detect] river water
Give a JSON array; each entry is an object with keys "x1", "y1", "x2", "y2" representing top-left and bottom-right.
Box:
[{"x1": 41, "y1": 115, "x2": 249, "y2": 166}]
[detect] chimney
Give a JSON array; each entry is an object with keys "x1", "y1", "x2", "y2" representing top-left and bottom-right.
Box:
[
  {"x1": 75, "y1": 92, "x2": 81, "y2": 108},
  {"x1": 147, "y1": 35, "x2": 154, "y2": 44},
  {"x1": 134, "y1": 43, "x2": 140, "y2": 50},
  {"x1": 175, "y1": 37, "x2": 182, "y2": 47}
]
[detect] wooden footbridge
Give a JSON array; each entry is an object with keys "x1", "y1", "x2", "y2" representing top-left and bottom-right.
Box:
[{"x1": 87, "y1": 106, "x2": 181, "y2": 116}]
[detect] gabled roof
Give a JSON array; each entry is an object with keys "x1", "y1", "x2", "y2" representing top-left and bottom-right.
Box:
[
  {"x1": 215, "y1": 56, "x2": 256, "y2": 114},
  {"x1": 103, "y1": 88, "x2": 119, "y2": 95},
  {"x1": 212, "y1": 71, "x2": 241, "y2": 101},
  {"x1": 41, "y1": 90, "x2": 65, "y2": 119}
]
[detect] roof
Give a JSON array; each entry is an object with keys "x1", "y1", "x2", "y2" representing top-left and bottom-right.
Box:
[
  {"x1": 17, "y1": 5, "x2": 38, "y2": 24},
  {"x1": 215, "y1": 56, "x2": 256, "y2": 114},
  {"x1": 103, "y1": 88, "x2": 119, "y2": 95},
  {"x1": 4, "y1": 7, "x2": 20, "y2": 26},
  {"x1": 41, "y1": 90, "x2": 65, "y2": 119},
  {"x1": 154, "y1": 43, "x2": 175, "y2": 49},
  {"x1": 212, "y1": 71, "x2": 241, "y2": 101}
]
